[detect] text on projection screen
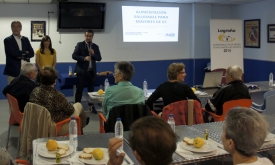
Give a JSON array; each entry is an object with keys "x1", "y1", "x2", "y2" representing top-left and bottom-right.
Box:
[{"x1": 122, "y1": 6, "x2": 179, "y2": 42}]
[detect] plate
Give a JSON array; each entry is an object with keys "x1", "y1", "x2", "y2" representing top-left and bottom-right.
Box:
[
  {"x1": 265, "y1": 133, "x2": 275, "y2": 142},
  {"x1": 89, "y1": 92, "x2": 105, "y2": 96},
  {"x1": 37, "y1": 142, "x2": 74, "y2": 158},
  {"x1": 78, "y1": 148, "x2": 109, "y2": 164},
  {"x1": 194, "y1": 91, "x2": 208, "y2": 96},
  {"x1": 180, "y1": 141, "x2": 217, "y2": 153}
]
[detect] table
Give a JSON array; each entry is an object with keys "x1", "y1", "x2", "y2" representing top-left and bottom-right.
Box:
[
  {"x1": 58, "y1": 73, "x2": 115, "y2": 90},
  {"x1": 83, "y1": 88, "x2": 213, "y2": 108},
  {"x1": 249, "y1": 81, "x2": 275, "y2": 91},
  {"x1": 249, "y1": 81, "x2": 271, "y2": 87},
  {"x1": 33, "y1": 114, "x2": 275, "y2": 165},
  {"x1": 33, "y1": 133, "x2": 138, "y2": 165},
  {"x1": 83, "y1": 92, "x2": 104, "y2": 105}
]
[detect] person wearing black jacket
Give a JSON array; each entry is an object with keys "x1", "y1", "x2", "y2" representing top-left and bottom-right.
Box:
[
  {"x1": 72, "y1": 29, "x2": 102, "y2": 114},
  {"x1": 4, "y1": 21, "x2": 34, "y2": 84},
  {"x1": 205, "y1": 65, "x2": 251, "y2": 121},
  {"x1": 3, "y1": 62, "x2": 37, "y2": 112},
  {"x1": 146, "y1": 63, "x2": 201, "y2": 110}
]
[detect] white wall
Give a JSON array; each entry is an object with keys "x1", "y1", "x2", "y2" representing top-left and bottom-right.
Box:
[
  {"x1": 231, "y1": 0, "x2": 275, "y2": 61},
  {"x1": 0, "y1": 1, "x2": 193, "y2": 64}
]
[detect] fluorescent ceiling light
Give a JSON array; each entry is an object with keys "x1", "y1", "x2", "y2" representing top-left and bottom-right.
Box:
[
  {"x1": 29, "y1": 0, "x2": 52, "y2": 3},
  {"x1": 4, "y1": 0, "x2": 28, "y2": 3},
  {"x1": 138, "y1": 0, "x2": 158, "y2": 1},
  {"x1": 159, "y1": 0, "x2": 178, "y2": 2}
]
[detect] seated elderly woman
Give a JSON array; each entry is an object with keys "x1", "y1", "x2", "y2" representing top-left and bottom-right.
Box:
[
  {"x1": 102, "y1": 61, "x2": 144, "y2": 119},
  {"x1": 222, "y1": 107, "x2": 273, "y2": 165},
  {"x1": 29, "y1": 66, "x2": 88, "y2": 135},
  {"x1": 107, "y1": 116, "x2": 177, "y2": 165},
  {"x1": 146, "y1": 62, "x2": 200, "y2": 110}
]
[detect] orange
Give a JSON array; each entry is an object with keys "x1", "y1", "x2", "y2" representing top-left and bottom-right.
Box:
[
  {"x1": 193, "y1": 137, "x2": 204, "y2": 148},
  {"x1": 98, "y1": 89, "x2": 104, "y2": 95},
  {"x1": 92, "y1": 148, "x2": 104, "y2": 160},
  {"x1": 46, "y1": 139, "x2": 58, "y2": 151}
]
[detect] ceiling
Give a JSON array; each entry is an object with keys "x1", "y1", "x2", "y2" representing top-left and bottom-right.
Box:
[
  {"x1": 0, "y1": 0, "x2": 266, "y2": 6},
  {"x1": 0, "y1": 0, "x2": 52, "y2": 3},
  {"x1": 110, "y1": 0, "x2": 266, "y2": 6}
]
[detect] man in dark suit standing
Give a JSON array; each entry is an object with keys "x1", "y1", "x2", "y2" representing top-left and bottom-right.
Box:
[
  {"x1": 72, "y1": 29, "x2": 102, "y2": 114},
  {"x1": 4, "y1": 21, "x2": 34, "y2": 84}
]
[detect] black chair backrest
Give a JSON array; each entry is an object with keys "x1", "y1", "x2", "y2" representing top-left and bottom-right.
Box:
[{"x1": 104, "y1": 104, "x2": 152, "y2": 132}]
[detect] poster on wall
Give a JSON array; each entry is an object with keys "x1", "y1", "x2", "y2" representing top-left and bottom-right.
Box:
[
  {"x1": 244, "y1": 19, "x2": 260, "y2": 48},
  {"x1": 267, "y1": 24, "x2": 275, "y2": 43},
  {"x1": 31, "y1": 21, "x2": 46, "y2": 42},
  {"x1": 210, "y1": 19, "x2": 243, "y2": 71}
]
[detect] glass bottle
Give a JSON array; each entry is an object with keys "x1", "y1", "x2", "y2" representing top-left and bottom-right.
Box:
[{"x1": 204, "y1": 129, "x2": 208, "y2": 140}]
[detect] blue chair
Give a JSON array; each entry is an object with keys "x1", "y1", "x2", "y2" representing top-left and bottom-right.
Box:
[{"x1": 251, "y1": 90, "x2": 275, "y2": 112}]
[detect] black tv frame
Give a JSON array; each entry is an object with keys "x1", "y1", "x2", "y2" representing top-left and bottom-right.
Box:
[{"x1": 57, "y1": 1, "x2": 106, "y2": 31}]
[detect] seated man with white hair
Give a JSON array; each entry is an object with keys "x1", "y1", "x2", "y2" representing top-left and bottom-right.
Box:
[
  {"x1": 204, "y1": 65, "x2": 251, "y2": 121},
  {"x1": 2, "y1": 62, "x2": 37, "y2": 112},
  {"x1": 222, "y1": 107, "x2": 273, "y2": 165}
]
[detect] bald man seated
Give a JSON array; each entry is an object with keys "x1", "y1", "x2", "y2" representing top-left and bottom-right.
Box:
[{"x1": 204, "y1": 65, "x2": 251, "y2": 122}]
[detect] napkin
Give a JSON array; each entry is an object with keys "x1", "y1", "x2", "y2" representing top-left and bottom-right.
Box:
[
  {"x1": 262, "y1": 138, "x2": 275, "y2": 148},
  {"x1": 34, "y1": 154, "x2": 71, "y2": 165},
  {"x1": 68, "y1": 151, "x2": 134, "y2": 165},
  {"x1": 68, "y1": 151, "x2": 84, "y2": 165},
  {"x1": 194, "y1": 91, "x2": 208, "y2": 96}
]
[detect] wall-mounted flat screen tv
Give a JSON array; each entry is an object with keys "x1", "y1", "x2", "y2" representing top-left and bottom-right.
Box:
[{"x1": 58, "y1": 2, "x2": 106, "y2": 30}]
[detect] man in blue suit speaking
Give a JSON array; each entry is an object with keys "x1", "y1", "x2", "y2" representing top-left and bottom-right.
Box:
[
  {"x1": 4, "y1": 21, "x2": 34, "y2": 84},
  {"x1": 72, "y1": 29, "x2": 102, "y2": 114}
]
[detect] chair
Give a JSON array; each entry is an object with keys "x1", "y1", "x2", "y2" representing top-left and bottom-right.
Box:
[
  {"x1": 56, "y1": 116, "x2": 82, "y2": 136},
  {"x1": 203, "y1": 99, "x2": 252, "y2": 121},
  {"x1": 161, "y1": 100, "x2": 204, "y2": 126},
  {"x1": 5, "y1": 93, "x2": 23, "y2": 158},
  {"x1": 99, "y1": 104, "x2": 152, "y2": 133},
  {"x1": 20, "y1": 102, "x2": 82, "y2": 158},
  {"x1": 251, "y1": 90, "x2": 275, "y2": 112},
  {"x1": 0, "y1": 145, "x2": 30, "y2": 165},
  {"x1": 16, "y1": 159, "x2": 30, "y2": 165}
]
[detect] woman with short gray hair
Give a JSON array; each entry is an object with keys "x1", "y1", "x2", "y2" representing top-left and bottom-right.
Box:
[
  {"x1": 114, "y1": 61, "x2": 134, "y2": 81},
  {"x1": 102, "y1": 61, "x2": 144, "y2": 119},
  {"x1": 222, "y1": 107, "x2": 273, "y2": 164}
]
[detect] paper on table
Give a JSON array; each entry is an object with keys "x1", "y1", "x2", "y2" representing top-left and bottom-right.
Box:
[
  {"x1": 262, "y1": 138, "x2": 275, "y2": 148},
  {"x1": 68, "y1": 151, "x2": 84, "y2": 165},
  {"x1": 88, "y1": 92, "x2": 104, "y2": 98},
  {"x1": 194, "y1": 91, "x2": 208, "y2": 96},
  {"x1": 68, "y1": 151, "x2": 134, "y2": 165}
]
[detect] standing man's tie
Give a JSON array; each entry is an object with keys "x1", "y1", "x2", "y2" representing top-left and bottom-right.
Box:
[{"x1": 88, "y1": 42, "x2": 92, "y2": 69}]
